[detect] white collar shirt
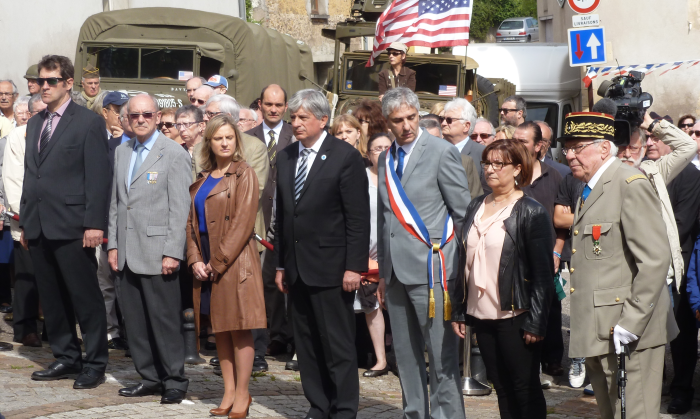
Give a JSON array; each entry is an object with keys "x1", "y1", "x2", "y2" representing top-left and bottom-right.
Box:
[
  {"x1": 454, "y1": 137, "x2": 469, "y2": 152},
  {"x1": 692, "y1": 154, "x2": 700, "y2": 170},
  {"x1": 393, "y1": 128, "x2": 423, "y2": 171},
  {"x1": 586, "y1": 157, "x2": 617, "y2": 190},
  {"x1": 296, "y1": 130, "x2": 327, "y2": 179},
  {"x1": 263, "y1": 121, "x2": 283, "y2": 146}
]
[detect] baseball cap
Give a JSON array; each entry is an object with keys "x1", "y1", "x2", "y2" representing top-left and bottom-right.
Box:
[
  {"x1": 24, "y1": 64, "x2": 39, "y2": 80},
  {"x1": 103, "y1": 91, "x2": 129, "y2": 107},
  {"x1": 387, "y1": 43, "x2": 408, "y2": 53},
  {"x1": 206, "y1": 75, "x2": 228, "y2": 89}
]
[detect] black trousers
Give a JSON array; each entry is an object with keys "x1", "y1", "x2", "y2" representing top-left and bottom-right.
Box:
[
  {"x1": 474, "y1": 313, "x2": 546, "y2": 419},
  {"x1": 12, "y1": 242, "x2": 39, "y2": 341},
  {"x1": 116, "y1": 265, "x2": 188, "y2": 391},
  {"x1": 540, "y1": 298, "x2": 564, "y2": 366},
  {"x1": 670, "y1": 278, "x2": 698, "y2": 401},
  {"x1": 0, "y1": 262, "x2": 10, "y2": 306},
  {"x1": 254, "y1": 246, "x2": 294, "y2": 357},
  {"x1": 291, "y1": 278, "x2": 358, "y2": 419},
  {"x1": 28, "y1": 235, "x2": 108, "y2": 372}
]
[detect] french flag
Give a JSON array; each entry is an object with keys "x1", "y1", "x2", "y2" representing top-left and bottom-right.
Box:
[{"x1": 583, "y1": 67, "x2": 599, "y2": 88}]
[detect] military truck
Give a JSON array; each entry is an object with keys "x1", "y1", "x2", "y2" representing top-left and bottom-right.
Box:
[
  {"x1": 322, "y1": 6, "x2": 515, "y2": 125},
  {"x1": 74, "y1": 8, "x2": 315, "y2": 108}
]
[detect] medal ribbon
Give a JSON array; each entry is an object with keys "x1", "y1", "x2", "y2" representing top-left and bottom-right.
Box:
[
  {"x1": 592, "y1": 225, "x2": 601, "y2": 241},
  {"x1": 385, "y1": 147, "x2": 453, "y2": 320}
]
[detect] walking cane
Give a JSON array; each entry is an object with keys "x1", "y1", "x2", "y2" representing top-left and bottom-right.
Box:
[
  {"x1": 617, "y1": 344, "x2": 631, "y2": 419},
  {"x1": 462, "y1": 326, "x2": 491, "y2": 396}
]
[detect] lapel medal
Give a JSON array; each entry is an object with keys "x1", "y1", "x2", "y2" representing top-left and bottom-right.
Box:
[
  {"x1": 321, "y1": 155, "x2": 327, "y2": 160},
  {"x1": 146, "y1": 172, "x2": 158, "y2": 184},
  {"x1": 592, "y1": 224, "x2": 602, "y2": 255}
]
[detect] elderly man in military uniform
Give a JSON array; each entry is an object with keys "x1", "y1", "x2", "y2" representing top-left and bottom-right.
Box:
[
  {"x1": 71, "y1": 64, "x2": 101, "y2": 108},
  {"x1": 563, "y1": 112, "x2": 674, "y2": 419}
]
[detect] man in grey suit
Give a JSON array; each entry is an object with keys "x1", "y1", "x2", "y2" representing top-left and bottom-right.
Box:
[
  {"x1": 441, "y1": 97, "x2": 488, "y2": 193},
  {"x1": 107, "y1": 94, "x2": 192, "y2": 404},
  {"x1": 376, "y1": 88, "x2": 470, "y2": 419}
]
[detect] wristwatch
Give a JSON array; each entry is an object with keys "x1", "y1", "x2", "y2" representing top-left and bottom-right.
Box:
[{"x1": 648, "y1": 119, "x2": 660, "y2": 133}]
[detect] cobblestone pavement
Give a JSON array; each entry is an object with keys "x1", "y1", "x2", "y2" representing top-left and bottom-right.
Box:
[{"x1": 2, "y1": 275, "x2": 700, "y2": 418}]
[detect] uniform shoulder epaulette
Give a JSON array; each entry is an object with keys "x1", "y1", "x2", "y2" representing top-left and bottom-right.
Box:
[{"x1": 625, "y1": 174, "x2": 646, "y2": 183}]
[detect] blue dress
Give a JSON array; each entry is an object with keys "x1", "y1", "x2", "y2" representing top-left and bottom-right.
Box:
[{"x1": 194, "y1": 175, "x2": 223, "y2": 315}]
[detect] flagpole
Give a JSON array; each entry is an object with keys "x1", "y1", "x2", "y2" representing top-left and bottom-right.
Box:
[{"x1": 587, "y1": 66, "x2": 594, "y2": 110}]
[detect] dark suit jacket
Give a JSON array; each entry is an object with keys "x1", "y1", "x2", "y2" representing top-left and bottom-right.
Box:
[
  {"x1": 668, "y1": 163, "x2": 700, "y2": 268},
  {"x1": 21, "y1": 100, "x2": 111, "y2": 240},
  {"x1": 276, "y1": 134, "x2": 370, "y2": 287},
  {"x1": 108, "y1": 135, "x2": 121, "y2": 169},
  {"x1": 460, "y1": 139, "x2": 490, "y2": 194},
  {"x1": 246, "y1": 122, "x2": 294, "y2": 231},
  {"x1": 544, "y1": 156, "x2": 571, "y2": 178}
]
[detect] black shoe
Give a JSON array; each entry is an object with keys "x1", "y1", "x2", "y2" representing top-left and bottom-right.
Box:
[
  {"x1": 0, "y1": 342, "x2": 12, "y2": 351},
  {"x1": 542, "y1": 362, "x2": 564, "y2": 377},
  {"x1": 0, "y1": 304, "x2": 12, "y2": 313},
  {"x1": 119, "y1": 383, "x2": 163, "y2": 397},
  {"x1": 210, "y1": 356, "x2": 220, "y2": 367},
  {"x1": 31, "y1": 361, "x2": 82, "y2": 381},
  {"x1": 108, "y1": 337, "x2": 129, "y2": 350},
  {"x1": 73, "y1": 367, "x2": 106, "y2": 389},
  {"x1": 667, "y1": 397, "x2": 693, "y2": 414},
  {"x1": 160, "y1": 388, "x2": 186, "y2": 404},
  {"x1": 252, "y1": 355, "x2": 268, "y2": 372},
  {"x1": 213, "y1": 365, "x2": 222, "y2": 376},
  {"x1": 266, "y1": 340, "x2": 288, "y2": 356},
  {"x1": 285, "y1": 360, "x2": 299, "y2": 371},
  {"x1": 204, "y1": 340, "x2": 217, "y2": 351},
  {"x1": 363, "y1": 365, "x2": 390, "y2": 377}
]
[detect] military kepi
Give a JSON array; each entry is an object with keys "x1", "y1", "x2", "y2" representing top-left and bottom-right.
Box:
[
  {"x1": 558, "y1": 112, "x2": 615, "y2": 143},
  {"x1": 82, "y1": 63, "x2": 100, "y2": 79}
]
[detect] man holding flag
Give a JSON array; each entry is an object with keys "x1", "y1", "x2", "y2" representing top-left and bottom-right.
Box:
[{"x1": 376, "y1": 87, "x2": 470, "y2": 419}]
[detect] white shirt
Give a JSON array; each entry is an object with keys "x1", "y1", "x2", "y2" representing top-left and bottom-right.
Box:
[
  {"x1": 393, "y1": 128, "x2": 423, "y2": 171},
  {"x1": 296, "y1": 131, "x2": 327, "y2": 179},
  {"x1": 454, "y1": 137, "x2": 470, "y2": 152},
  {"x1": 586, "y1": 157, "x2": 617, "y2": 190},
  {"x1": 692, "y1": 154, "x2": 700, "y2": 170},
  {"x1": 263, "y1": 121, "x2": 283, "y2": 146}
]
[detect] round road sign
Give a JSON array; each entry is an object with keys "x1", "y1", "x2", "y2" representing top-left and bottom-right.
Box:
[{"x1": 568, "y1": 0, "x2": 600, "y2": 14}]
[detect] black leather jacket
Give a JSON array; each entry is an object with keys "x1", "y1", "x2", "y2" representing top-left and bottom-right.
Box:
[{"x1": 451, "y1": 194, "x2": 554, "y2": 337}]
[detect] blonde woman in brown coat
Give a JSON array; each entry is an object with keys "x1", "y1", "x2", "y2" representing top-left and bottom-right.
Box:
[{"x1": 186, "y1": 115, "x2": 266, "y2": 418}]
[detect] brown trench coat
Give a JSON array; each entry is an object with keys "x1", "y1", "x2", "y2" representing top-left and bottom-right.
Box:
[{"x1": 186, "y1": 160, "x2": 266, "y2": 345}]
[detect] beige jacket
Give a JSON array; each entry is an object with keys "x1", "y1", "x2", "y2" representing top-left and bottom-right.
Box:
[
  {"x1": 639, "y1": 119, "x2": 697, "y2": 290},
  {"x1": 568, "y1": 159, "x2": 673, "y2": 358},
  {"x1": 2, "y1": 125, "x2": 27, "y2": 241},
  {"x1": 193, "y1": 132, "x2": 269, "y2": 252}
]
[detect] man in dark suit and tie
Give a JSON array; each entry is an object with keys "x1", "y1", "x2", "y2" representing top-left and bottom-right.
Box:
[
  {"x1": 275, "y1": 89, "x2": 370, "y2": 419},
  {"x1": 21, "y1": 55, "x2": 111, "y2": 389},
  {"x1": 246, "y1": 84, "x2": 296, "y2": 360}
]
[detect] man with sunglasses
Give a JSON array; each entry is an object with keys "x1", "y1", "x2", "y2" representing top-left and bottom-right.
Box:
[
  {"x1": 20, "y1": 55, "x2": 111, "y2": 389},
  {"x1": 191, "y1": 85, "x2": 214, "y2": 107},
  {"x1": 470, "y1": 118, "x2": 495, "y2": 145},
  {"x1": 185, "y1": 76, "x2": 206, "y2": 104},
  {"x1": 377, "y1": 43, "x2": 416, "y2": 101},
  {"x1": 500, "y1": 95, "x2": 526, "y2": 127}
]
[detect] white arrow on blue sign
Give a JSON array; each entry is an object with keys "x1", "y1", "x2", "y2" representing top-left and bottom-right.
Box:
[{"x1": 567, "y1": 27, "x2": 606, "y2": 67}]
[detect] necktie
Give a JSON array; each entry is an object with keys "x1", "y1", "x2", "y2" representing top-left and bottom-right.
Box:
[
  {"x1": 267, "y1": 130, "x2": 277, "y2": 163},
  {"x1": 396, "y1": 147, "x2": 406, "y2": 180},
  {"x1": 580, "y1": 185, "x2": 592, "y2": 209},
  {"x1": 295, "y1": 149, "x2": 311, "y2": 203},
  {"x1": 131, "y1": 143, "x2": 146, "y2": 183},
  {"x1": 39, "y1": 112, "x2": 57, "y2": 155}
]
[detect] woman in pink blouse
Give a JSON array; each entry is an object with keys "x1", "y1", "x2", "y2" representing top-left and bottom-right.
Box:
[{"x1": 451, "y1": 140, "x2": 554, "y2": 419}]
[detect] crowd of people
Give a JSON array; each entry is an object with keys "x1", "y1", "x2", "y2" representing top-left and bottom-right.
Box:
[{"x1": 1, "y1": 42, "x2": 700, "y2": 419}]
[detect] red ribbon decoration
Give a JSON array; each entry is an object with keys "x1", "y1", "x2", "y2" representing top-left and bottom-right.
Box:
[{"x1": 592, "y1": 225, "x2": 601, "y2": 241}]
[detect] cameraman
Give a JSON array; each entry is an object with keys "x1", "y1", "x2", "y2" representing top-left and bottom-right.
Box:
[{"x1": 624, "y1": 113, "x2": 700, "y2": 415}]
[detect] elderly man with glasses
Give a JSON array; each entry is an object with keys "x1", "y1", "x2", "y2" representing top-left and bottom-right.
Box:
[
  {"x1": 470, "y1": 117, "x2": 496, "y2": 145},
  {"x1": 0, "y1": 80, "x2": 19, "y2": 128},
  {"x1": 108, "y1": 93, "x2": 192, "y2": 403},
  {"x1": 500, "y1": 95, "x2": 526, "y2": 127}
]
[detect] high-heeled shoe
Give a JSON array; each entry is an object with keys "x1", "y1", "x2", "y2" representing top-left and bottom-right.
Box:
[
  {"x1": 228, "y1": 395, "x2": 252, "y2": 418},
  {"x1": 209, "y1": 403, "x2": 233, "y2": 417}
]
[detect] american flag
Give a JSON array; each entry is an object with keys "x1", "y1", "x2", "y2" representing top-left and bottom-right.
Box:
[
  {"x1": 438, "y1": 85, "x2": 457, "y2": 96},
  {"x1": 366, "y1": 0, "x2": 473, "y2": 67}
]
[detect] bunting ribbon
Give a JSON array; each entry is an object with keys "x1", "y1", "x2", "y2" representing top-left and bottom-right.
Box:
[
  {"x1": 582, "y1": 59, "x2": 700, "y2": 87},
  {"x1": 385, "y1": 146, "x2": 453, "y2": 320}
]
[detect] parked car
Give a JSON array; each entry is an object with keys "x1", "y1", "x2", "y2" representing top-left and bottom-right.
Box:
[{"x1": 496, "y1": 17, "x2": 539, "y2": 43}]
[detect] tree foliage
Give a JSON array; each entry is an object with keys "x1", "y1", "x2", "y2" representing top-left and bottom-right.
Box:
[{"x1": 470, "y1": 0, "x2": 539, "y2": 42}]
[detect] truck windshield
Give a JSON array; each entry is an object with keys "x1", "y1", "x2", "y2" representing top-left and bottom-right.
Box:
[
  {"x1": 499, "y1": 21, "x2": 524, "y2": 30},
  {"x1": 344, "y1": 59, "x2": 460, "y2": 96},
  {"x1": 87, "y1": 46, "x2": 194, "y2": 79},
  {"x1": 525, "y1": 102, "x2": 558, "y2": 139}
]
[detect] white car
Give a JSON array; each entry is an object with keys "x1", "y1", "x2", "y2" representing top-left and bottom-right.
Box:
[{"x1": 496, "y1": 17, "x2": 539, "y2": 43}]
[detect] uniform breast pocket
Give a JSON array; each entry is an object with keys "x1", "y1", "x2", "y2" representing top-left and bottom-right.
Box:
[{"x1": 583, "y1": 222, "x2": 613, "y2": 260}]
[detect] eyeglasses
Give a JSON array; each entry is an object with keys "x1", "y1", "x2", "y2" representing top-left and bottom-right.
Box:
[
  {"x1": 190, "y1": 98, "x2": 206, "y2": 106},
  {"x1": 15, "y1": 111, "x2": 30, "y2": 116},
  {"x1": 0, "y1": 92, "x2": 16, "y2": 97},
  {"x1": 647, "y1": 135, "x2": 660, "y2": 143},
  {"x1": 691, "y1": 130, "x2": 700, "y2": 137},
  {"x1": 205, "y1": 111, "x2": 222, "y2": 119},
  {"x1": 481, "y1": 161, "x2": 511, "y2": 171},
  {"x1": 679, "y1": 123, "x2": 695, "y2": 129},
  {"x1": 439, "y1": 117, "x2": 465, "y2": 125},
  {"x1": 499, "y1": 108, "x2": 518, "y2": 114},
  {"x1": 370, "y1": 146, "x2": 391, "y2": 154},
  {"x1": 562, "y1": 141, "x2": 601, "y2": 155},
  {"x1": 470, "y1": 133, "x2": 494, "y2": 140},
  {"x1": 36, "y1": 77, "x2": 66, "y2": 86},
  {"x1": 238, "y1": 118, "x2": 255, "y2": 123},
  {"x1": 158, "y1": 122, "x2": 175, "y2": 130},
  {"x1": 387, "y1": 51, "x2": 403, "y2": 56},
  {"x1": 129, "y1": 112, "x2": 155, "y2": 120},
  {"x1": 176, "y1": 121, "x2": 199, "y2": 130}
]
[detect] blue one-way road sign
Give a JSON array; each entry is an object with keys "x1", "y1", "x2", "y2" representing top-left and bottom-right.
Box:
[{"x1": 568, "y1": 27, "x2": 606, "y2": 67}]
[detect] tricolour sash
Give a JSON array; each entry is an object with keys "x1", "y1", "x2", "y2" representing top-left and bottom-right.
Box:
[{"x1": 385, "y1": 146, "x2": 453, "y2": 320}]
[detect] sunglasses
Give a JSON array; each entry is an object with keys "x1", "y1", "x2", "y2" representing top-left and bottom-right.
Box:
[
  {"x1": 470, "y1": 133, "x2": 493, "y2": 140},
  {"x1": 499, "y1": 108, "x2": 518, "y2": 114},
  {"x1": 439, "y1": 116, "x2": 464, "y2": 125},
  {"x1": 190, "y1": 98, "x2": 206, "y2": 105},
  {"x1": 679, "y1": 123, "x2": 695, "y2": 128},
  {"x1": 205, "y1": 111, "x2": 223, "y2": 119},
  {"x1": 158, "y1": 122, "x2": 175, "y2": 130},
  {"x1": 691, "y1": 130, "x2": 700, "y2": 137},
  {"x1": 387, "y1": 51, "x2": 403, "y2": 56},
  {"x1": 37, "y1": 77, "x2": 66, "y2": 86},
  {"x1": 129, "y1": 112, "x2": 155, "y2": 120}
]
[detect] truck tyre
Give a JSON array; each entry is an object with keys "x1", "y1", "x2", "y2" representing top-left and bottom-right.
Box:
[{"x1": 476, "y1": 75, "x2": 500, "y2": 127}]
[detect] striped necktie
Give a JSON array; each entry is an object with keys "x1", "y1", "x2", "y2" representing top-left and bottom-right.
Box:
[
  {"x1": 267, "y1": 130, "x2": 277, "y2": 163},
  {"x1": 295, "y1": 149, "x2": 311, "y2": 203},
  {"x1": 39, "y1": 112, "x2": 57, "y2": 155}
]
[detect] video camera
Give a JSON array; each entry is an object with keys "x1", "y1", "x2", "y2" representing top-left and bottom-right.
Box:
[{"x1": 596, "y1": 71, "x2": 653, "y2": 146}]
